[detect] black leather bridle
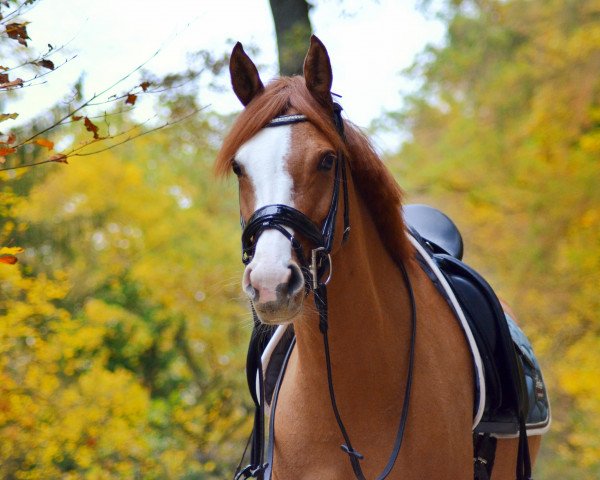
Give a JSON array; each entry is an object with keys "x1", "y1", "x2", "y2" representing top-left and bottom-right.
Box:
[
  {"x1": 234, "y1": 100, "x2": 417, "y2": 480},
  {"x1": 240, "y1": 104, "x2": 350, "y2": 292}
]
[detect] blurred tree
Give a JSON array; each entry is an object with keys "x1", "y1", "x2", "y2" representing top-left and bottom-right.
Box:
[
  {"x1": 1, "y1": 114, "x2": 251, "y2": 478},
  {"x1": 395, "y1": 0, "x2": 600, "y2": 478},
  {"x1": 269, "y1": 0, "x2": 313, "y2": 75},
  {"x1": 0, "y1": 1, "x2": 250, "y2": 476}
]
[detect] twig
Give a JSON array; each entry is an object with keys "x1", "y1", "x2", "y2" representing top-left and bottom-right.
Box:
[
  {"x1": 66, "y1": 109, "x2": 199, "y2": 157},
  {"x1": 10, "y1": 55, "x2": 77, "y2": 89},
  {"x1": 56, "y1": 107, "x2": 137, "y2": 126},
  {"x1": 13, "y1": 45, "x2": 166, "y2": 149},
  {"x1": 0, "y1": 108, "x2": 202, "y2": 172},
  {"x1": 1, "y1": 41, "x2": 70, "y2": 74},
  {"x1": 0, "y1": 0, "x2": 43, "y2": 25},
  {"x1": 65, "y1": 116, "x2": 157, "y2": 155},
  {"x1": 84, "y1": 71, "x2": 202, "y2": 107}
]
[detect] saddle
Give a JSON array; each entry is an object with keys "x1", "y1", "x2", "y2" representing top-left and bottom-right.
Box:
[
  {"x1": 404, "y1": 204, "x2": 550, "y2": 479},
  {"x1": 243, "y1": 204, "x2": 550, "y2": 480}
]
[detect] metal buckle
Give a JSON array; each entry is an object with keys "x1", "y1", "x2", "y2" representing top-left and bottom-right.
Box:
[
  {"x1": 234, "y1": 463, "x2": 269, "y2": 479},
  {"x1": 311, "y1": 247, "x2": 332, "y2": 290}
]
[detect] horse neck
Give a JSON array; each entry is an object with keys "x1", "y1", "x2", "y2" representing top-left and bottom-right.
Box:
[{"x1": 293, "y1": 179, "x2": 414, "y2": 402}]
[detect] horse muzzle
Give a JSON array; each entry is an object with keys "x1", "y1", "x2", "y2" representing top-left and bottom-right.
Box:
[{"x1": 243, "y1": 259, "x2": 305, "y2": 324}]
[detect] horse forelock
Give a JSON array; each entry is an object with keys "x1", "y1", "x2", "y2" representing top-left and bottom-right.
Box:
[{"x1": 216, "y1": 75, "x2": 412, "y2": 262}]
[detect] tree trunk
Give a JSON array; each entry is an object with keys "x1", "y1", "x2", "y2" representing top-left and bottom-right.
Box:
[{"x1": 269, "y1": 0, "x2": 313, "y2": 76}]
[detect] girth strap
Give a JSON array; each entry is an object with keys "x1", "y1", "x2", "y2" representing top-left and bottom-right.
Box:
[{"x1": 473, "y1": 433, "x2": 497, "y2": 480}]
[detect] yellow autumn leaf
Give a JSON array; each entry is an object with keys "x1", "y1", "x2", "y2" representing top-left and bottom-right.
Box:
[{"x1": 0, "y1": 246, "x2": 24, "y2": 255}]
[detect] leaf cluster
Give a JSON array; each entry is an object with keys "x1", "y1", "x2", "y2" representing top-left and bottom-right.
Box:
[{"x1": 0, "y1": 112, "x2": 251, "y2": 478}]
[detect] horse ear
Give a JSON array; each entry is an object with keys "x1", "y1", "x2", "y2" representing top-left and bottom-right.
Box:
[
  {"x1": 303, "y1": 35, "x2": 333, "y2": 111},
  {"x1": 230, "y1": 42, "x2": 265, "y2": 107}
]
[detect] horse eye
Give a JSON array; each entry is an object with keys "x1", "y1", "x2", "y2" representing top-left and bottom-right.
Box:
[
  {"x1": 318, "y1": 153, "x2": 336, "y2": 171},
  {"x1": 231, "y1": 160, "x2": 243, "y2": 176}
]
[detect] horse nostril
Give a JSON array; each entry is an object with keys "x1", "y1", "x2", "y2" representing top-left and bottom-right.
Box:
[
  {"x1": 243, "y1": 267, "x2": 258, "y2": 301},
  {"x1": 287, "y1": 263, "x2": 304, "y2": 296}
]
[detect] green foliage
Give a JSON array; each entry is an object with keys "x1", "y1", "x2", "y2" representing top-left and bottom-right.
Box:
[
  {"x1": 394, "y1": 0, "x2": 600, "y2": 477},
  {"x1": 0, "y1": 115, "x2": 252, "y2": 478}
]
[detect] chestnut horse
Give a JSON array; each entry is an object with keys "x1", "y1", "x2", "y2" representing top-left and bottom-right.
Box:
[{"x1": 217, "y1": 36, "x2": 542, "y2": 480}]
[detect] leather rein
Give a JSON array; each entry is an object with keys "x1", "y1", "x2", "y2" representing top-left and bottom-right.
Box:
[{"x1": 234, "y1": 103, "x2": 417, "y2": 480}]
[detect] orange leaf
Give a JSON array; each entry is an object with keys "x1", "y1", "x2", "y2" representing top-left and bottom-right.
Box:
[
  {"x1": 49, "y1": 154, "x2": 68, "y2": 164},
  {"x1": 140, "y1": 81, "x2": 151, "y2": 92},
  {"x1": 6, "y1": 23, "x2": 29, "y2": 47},
  {"x1": 0, "y1": 146, "x2": 16, "y2": 156},
  {"x1": 72, "y1": 115, "x2": 82, "y2": 121},
  {"x1": 83, "y1": 117, "x2": 99, "y2": 139},
  {"x1": 35, "y1": 138, "x2": 54, "y2": 150},
  {"x1": 0, "y1": 157, "x2": 6, "y2": 164},
  {"x1": 0, "y1": 73, "x2": 8, "y2": 84},
  {"x1": 0, "y1": 255, "x2": 18, "y2": 265},
  {"x1": 0, "y1": 77, "x2": 23, "y2": 89},
  {"x1": 125, "y1": 93, "x2": 137, "y2": 105},
  {"x1": 7, "y1": 133, "x2": 16, "y2": 144}
]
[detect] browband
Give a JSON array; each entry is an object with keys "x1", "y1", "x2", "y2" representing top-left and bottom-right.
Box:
[
  {"x1": 264, "y1": 93, "x2": 344, "y2": 135},
  {"x1": 265, "y1": 114, "x2": 308, "y2": 127}
]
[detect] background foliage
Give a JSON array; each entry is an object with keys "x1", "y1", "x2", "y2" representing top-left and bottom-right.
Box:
[
  {"x1": 395, "y1": 1, "x2": 600, "y2": 478},
  {"x1": 1, "y1": 115, "x2": 252, "y2": 478},
  {"x1": 0, "y1": 0, "x2": 598, "y2": 478}
]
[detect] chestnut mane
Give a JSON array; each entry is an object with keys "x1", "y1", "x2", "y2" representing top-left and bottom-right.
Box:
[{"x1": 216, "y1": 76, "x2": 412, "y2": 263}]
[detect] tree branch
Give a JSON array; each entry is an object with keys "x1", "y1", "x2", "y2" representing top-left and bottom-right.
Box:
[{"x1": 0, "y1": 108, "x2": 202, "y2": 172}]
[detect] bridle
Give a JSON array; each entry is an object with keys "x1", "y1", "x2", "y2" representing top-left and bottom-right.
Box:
[
  {"x1": 240, "y1": 104, "x2": 350, "y2": 293},
  {"x1": 235, "y1": 100, "x2": 417, "y2": 480}
]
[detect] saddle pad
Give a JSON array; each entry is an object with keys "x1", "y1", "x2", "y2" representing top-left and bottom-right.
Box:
[{"x1": 409, "y1": 235, "x2": 550, "y2": 438}]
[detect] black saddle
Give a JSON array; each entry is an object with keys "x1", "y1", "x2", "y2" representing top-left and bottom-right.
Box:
[
  {"x1": 403, "y1": 204, "x2": 549, "y2": 432},
  {"x1": 404, "y1": 204, "x2": 550, "y2": 480}
]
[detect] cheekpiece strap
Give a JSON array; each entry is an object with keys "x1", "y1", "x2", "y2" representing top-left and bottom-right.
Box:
[{"x1": 265, "y1": 114, "x2": 308, "y2": 128}]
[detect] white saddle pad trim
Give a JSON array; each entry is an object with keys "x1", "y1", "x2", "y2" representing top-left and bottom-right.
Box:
[{"x1": 408, "y1": 235, "x2": 486, "y2": 429}]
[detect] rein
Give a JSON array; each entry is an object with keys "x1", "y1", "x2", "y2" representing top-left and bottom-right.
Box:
[{"x1": 235, "y1": 105, "x2": 416, "y2": 480}]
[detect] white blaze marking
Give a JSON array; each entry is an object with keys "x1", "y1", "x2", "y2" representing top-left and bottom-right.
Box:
[{"x1": 237, "y1": 126, "x2": 294, "y2": 301}]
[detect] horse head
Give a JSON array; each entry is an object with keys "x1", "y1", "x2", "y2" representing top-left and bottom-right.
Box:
[{"x1": 219, "y1": 36, "x2": 348, "y2": 325}]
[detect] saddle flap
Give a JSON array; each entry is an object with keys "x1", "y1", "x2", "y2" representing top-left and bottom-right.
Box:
[
  {"x1": 439, "y1": 254, "x2": 525, "y2": 410},
  {"x1": 433, "y1": 253, "x2": 550, "y2": 437}
]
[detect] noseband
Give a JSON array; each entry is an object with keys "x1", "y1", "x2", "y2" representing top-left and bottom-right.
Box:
[{"x1": 235, "y1": 100, "x2": 416, "y2": 480}]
